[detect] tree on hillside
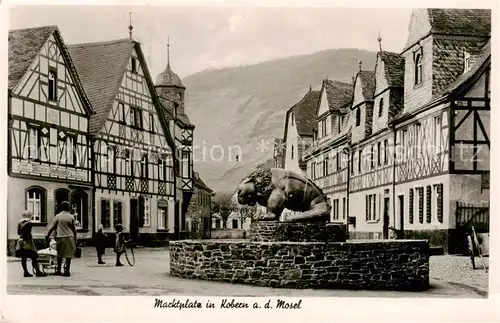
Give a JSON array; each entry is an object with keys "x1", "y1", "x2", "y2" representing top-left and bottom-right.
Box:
[{"x1": 211, "y1": 192, "x2": 236, "y2": 229}]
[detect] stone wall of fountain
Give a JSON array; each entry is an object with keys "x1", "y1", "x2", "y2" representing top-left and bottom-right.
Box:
[{"x1": 169, "y1": 222, "x2": 430, "y2": 291}]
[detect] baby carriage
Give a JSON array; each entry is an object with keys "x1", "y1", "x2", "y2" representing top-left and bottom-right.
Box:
[{"x1": 35, "y1": 238, "x2": 58, "y2": 274}]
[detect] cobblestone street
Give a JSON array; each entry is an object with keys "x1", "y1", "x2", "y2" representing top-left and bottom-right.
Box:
[{"x1": 6, "y1": 247, "x2": 488, "y2": 298}]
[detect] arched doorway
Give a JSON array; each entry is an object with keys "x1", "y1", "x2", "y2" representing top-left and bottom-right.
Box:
[{"x1": 54, "y1": 188, "x2": 70, "y2": 214}]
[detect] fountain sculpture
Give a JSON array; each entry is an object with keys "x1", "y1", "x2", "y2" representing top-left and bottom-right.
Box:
[{"x1": 170, "y1": 165, "x2": 429, "y2": 291}]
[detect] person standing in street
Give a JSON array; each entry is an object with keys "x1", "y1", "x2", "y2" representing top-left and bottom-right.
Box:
[
  {"x1": 94, "y1": 224, "x2": 106, "y2": 265},
  {"x1": 114, "y1": 223, "x2": 125, "y2": 267},
  {"x1": 15, "y1": 210, "x2": 47, "y2": 277},
  {"x1": 46, "y1": 201, "x2": 77, "y2": 277}
]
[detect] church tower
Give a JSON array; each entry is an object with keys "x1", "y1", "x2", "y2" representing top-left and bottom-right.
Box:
[{"x1": 155, "y1": 39, "x2": 186, "y2": 116}]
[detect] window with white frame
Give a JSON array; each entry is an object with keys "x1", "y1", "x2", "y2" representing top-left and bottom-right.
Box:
[
  {"x1": 366, "y1": 194, "x2": 377, "y2": 221},
  {"x1": 434, "y1": 116, "x2": 442, "y2": 154},
  {"x1": 158, "y1": 201, "x2": 168, "y2": 230},
  {"x1": 100, "y1": 199, "x2": 111, "y2": 228},
  {"x1": 26, "y1": 187, "x2": 45, "y2": 223},
  {"x1": 113, "y1": 201, "x2": 122, "y2": 226},
  {"x1": 28, "y1": 127, "x2": 40, "y2": 160}
]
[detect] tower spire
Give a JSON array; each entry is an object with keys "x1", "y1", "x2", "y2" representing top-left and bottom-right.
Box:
[
  {"x1": 167, "y1": 36, "x2": 170, "y2": 67},
  {"x1": 128, "y1": 12, "x2": 134, "y2": 39},
  {"x1": 377, "y1": 31, "x2": 382, "y2": 51}
]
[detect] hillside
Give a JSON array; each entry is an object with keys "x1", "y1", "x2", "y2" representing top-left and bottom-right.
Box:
[{"x1": 183, "y1": 48, "x2": 377, "y2": 192}]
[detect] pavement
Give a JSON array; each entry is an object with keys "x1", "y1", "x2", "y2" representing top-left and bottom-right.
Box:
[{"x1": 6, "y1": 247, "x2": 488, "y2": 297}]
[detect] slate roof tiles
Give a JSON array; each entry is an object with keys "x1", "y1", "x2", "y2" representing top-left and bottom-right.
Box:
[
  {"x1": 289, "y1": 89, "x2": 321, "y2": 137},
  {"x1": 378, "y1": 51, "x2": 405, "y2": 87},
  {"x1": 68, "y1": 39, "x2": 134, "y2": 134},
  {"x1": 8, "y1": 25, "x2": 58, "y2": 89},
  {"x1": 428, "y1": 9, "x2": 491, "y2": 36},
  {"x1": 323, "y1": 79, "x2": 353, "y2": 113}
]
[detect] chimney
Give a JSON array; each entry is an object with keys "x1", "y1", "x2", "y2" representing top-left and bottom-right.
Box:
[{"x1": 358, "y1": 60, "x2": 363, "y2": 71}]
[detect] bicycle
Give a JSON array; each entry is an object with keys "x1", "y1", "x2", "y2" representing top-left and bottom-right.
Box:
[{"x1": 123, "y1": 239, "x2": 135, "y2": 266}]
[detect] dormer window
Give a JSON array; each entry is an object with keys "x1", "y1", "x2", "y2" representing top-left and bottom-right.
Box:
[
  {"x1": 291, "y1": 113, "x2": 294, "y2": 126},
  {"x1": 378, "y1": 98, "x2": 384, "y2": 118},
  {"x1": 414, "y1": 48, "x2": 423, "y2": 85},
  {"x1": 464, "y1": 52, "x2": 472, "y2": 73},
  {"x1": 355, "y1": 108, "x2": 361, "y2": 127},
  {"x1": 131, "y1": 57, "x2": 137, "y2": 74}
]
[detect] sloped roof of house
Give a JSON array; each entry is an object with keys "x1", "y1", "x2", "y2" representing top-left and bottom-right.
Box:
[
  {"x1": 378, "y1": 51, "x2": 405, "y2": 87},
  {"x1": 9, "y1": 25, "x2": 93, "y2": 115},
  {"x1": 428, "y1": 9, "x2": 491, "y2": 36},
  {"x1": 193, "y1": 172, "x2": 213, "y2": 192},
  {"x1": 8, "y1": 25, "x2": 57, "y2": 89},
  {"x1": 286, "y1": 89, "x2": 321, "y2": 137},
  {"x1": 323, "y1": 79, "x2": 353, "y2": 113},
  {"x1": 441, "y1": 39, "x2": 491, "y2": 97},
  {"x1": 357, "y1": 70, "x2": 376, "y2": 100},
  {"x1": 392, "y1": 40, "x2": 490, "y2": 123},
  {"x1": 68, "y1": 39, "x2": 134, "y2": 134}
]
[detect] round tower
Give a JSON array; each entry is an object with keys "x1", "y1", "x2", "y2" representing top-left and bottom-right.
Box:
[{"x1": 155, "y1": 40, "x2": 185, "y2": 107}]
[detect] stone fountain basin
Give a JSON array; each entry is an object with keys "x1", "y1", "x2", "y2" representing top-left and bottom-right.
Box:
[{"x1": 169, "y1": 239, "x2": 430, "y2": 291}]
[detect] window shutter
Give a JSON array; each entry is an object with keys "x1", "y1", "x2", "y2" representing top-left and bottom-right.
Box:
[
  {"x1": 437, "y1": 184, "x2": 443, "y2": 223},
  {"x1": 41, "y1": 189, "x2": 47, "y2": 223},
  {"x1": 426, "y1": 186, "x2": 432, "y2": 223},
  {"x1": 168, "y1": 200, "x2": 175, "y2": 230},
  {"x1": 418, "y1": 187, "x2": 424, "y2": 223},
  {"x1": 374, "y1": 194, "x2": 377, "y2": 221},
  {"x1": 138, "y1": 196, "x2": 145, "y2": 227},
  {"x1": 366, "y1": 195, "x2": 369, "y2": 221},
  {"x1": 409, "y1": 188, "x2": 414, "y2": 224}
]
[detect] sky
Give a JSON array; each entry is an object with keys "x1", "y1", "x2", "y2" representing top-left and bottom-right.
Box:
[{"x1": 8, "y1": 5, "x2": 412, "y2": 79}]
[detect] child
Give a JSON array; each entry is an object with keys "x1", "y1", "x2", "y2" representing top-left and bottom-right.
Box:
[
  {"x1": 113, "y1": 224, "x2": 125, "y2": 267},
  {"x1": 94, "y1": 224, "x2": 106, "y2": 265}
]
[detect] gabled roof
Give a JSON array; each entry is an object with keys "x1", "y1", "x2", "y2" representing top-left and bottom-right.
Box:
[
  {"x1": 404, "y1": 9, "x2": 491, "y2": 52},
  {"x1": 8, "y1": 25, "x2": 57, "y2": 89},
  {"x1": 428, "y1": 9, "x2": 491, "y2": 36},
  {"x1": 354, "y1": 70, "x2": 376, "y2": 102},
  {"x1": 9, "y1": 25, "x2": 94, "y2": 115},
  {"x1": 68, "y1": 39, "x2": 134, "y2": 134},
  {"x1": 322, "y1": 79, "x2": 353, "y2": 113},
  {"x1": 378, "y1": 51, "x2": 405, "y2": 87},
  {"x1": 193, "y1": 172, "x2": 213, "y2": 192},
  {"x1": 285, "y1": 89, "x2": 321, "y2": 138}
]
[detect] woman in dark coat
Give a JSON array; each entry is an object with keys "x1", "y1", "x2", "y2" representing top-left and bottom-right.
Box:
[
  {"x1": 94, "y1": 224, "x2": 106, "y2": 264},
  {"x1": 15, "y1": 210, "x2": 47, "y2": 277}
]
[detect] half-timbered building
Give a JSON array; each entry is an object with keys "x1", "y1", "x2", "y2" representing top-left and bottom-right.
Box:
[
  {"x1": 7, "y1": 26, "x2": 94, "y2": 253},
  {"x1": 68, "y1": 37, "x2": 178, "y2": 243},
  {"x1": 155, "y1": 53, "x2": 195, "y2": 239},
  {"x1": 303, "y1": 79, "x2": 353, "y2": 224},
  {"x1": 347, "y1": 51, "x2": 405, "y2": 239},
  {"x1": 390, "y1": 9, "x2": 490, "y2": 253}
]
